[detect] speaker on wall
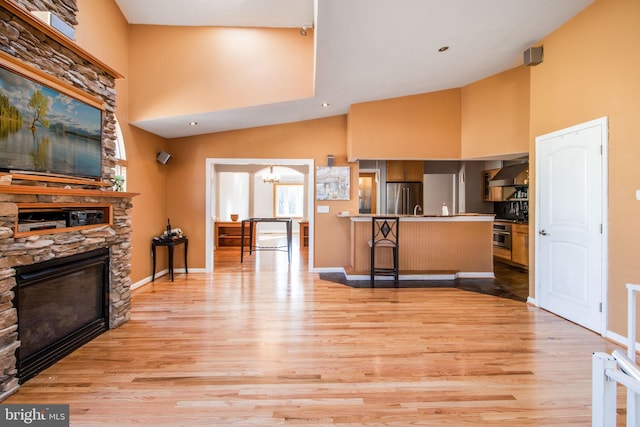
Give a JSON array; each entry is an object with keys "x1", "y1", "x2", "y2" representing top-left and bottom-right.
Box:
[
  {"x1": 523, "y1": 46, "x2": 543, "y2": 66},
  {"x1": 156, "y1": 151, "x2": 172, "y2": 164}
]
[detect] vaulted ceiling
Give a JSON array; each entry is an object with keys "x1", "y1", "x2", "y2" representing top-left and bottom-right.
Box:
[{"x1": 114, "y1": 0, "x2": 594, "y2": 138}]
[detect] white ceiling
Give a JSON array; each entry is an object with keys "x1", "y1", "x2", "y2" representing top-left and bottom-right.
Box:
[
  {"x1": 114, "y1": 0, "x2": 594, "y2": 139},
  {"x1": 115, "y1": 0, "x2": 314, "y2": 28}
]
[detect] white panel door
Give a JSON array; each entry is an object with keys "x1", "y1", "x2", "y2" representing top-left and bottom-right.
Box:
[{"x1": 536, "y1": 117, "x2": 607, "y2": 333}]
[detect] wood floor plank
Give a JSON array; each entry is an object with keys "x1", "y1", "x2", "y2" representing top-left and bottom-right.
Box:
[{"x1": 3, "y1": 242, "x2": 627, "y2": 425}]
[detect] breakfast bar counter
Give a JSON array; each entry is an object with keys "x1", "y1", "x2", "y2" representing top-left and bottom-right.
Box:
[{"x1": 342, "y1": 214, "x2": 495, "y2": 280}]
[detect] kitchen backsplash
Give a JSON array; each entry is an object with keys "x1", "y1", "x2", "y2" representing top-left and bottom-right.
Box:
[{"x1": 494, "y1": 201, "x2": 528, "y2": 222}]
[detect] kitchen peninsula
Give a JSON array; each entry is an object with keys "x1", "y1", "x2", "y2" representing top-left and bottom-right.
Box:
[{"x1": 341, "y1": 214, "x2": 495, "y2": 280}]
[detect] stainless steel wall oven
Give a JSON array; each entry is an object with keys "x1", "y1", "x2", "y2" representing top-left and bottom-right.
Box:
[{"x1": 493, "y1": 222, "x2": 512, "y2": 250}]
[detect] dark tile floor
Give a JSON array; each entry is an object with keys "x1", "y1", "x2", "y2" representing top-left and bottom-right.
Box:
[
  {"x1": 319, "y1": 261, "x2": 529, "y2": 302},
  {"x1": 493, "y1": 261, "x2": 529, "y2": 301}
]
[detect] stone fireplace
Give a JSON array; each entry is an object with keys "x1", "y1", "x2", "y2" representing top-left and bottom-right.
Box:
[
  {"x1": 15, "y1": 247, "x2": 110, "y2": 383},
  {"x1": 0, "y1": 186, "x2": 134, "y2": 398},
  {"x1": 0, "y1": 0, "x2": 133, "y2": 399}
]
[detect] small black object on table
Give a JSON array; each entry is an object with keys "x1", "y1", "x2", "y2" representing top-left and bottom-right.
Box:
[
  {"x1": 151, "y1": 236, "x2": 188, "y2": 281},
  {"x1": 240, "y1": 218, "x2": 292, "y2": 263}
]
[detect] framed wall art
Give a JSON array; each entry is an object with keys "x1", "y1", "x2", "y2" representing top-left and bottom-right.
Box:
[{"x1": 316, "y1": 166, "x2": 350, "y2": 200}]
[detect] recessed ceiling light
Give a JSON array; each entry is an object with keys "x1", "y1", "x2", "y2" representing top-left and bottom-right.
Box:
[
  {"x1": 189, "y1": 121, "x2": 198, "y2": 126},
  {"x1": 321, "y1": 102, "x2": 330, "y2": 107},
  {"x1": 438, "y1": 46, "x2": 449, "y2": 52}
]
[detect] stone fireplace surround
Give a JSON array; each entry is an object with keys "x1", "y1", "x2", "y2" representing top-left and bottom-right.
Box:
[{"x1": 0, "y1": 0, "x2": 133, "y2": 400}]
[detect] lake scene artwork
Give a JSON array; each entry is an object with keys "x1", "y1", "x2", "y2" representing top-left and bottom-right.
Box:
[{"x1": 0, "y1": 65, "x2": 102, "y2": 178}]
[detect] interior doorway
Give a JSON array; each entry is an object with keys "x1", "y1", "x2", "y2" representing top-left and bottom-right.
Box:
[
  {"x1": 205, "y1": 158, "x2": 315, "y2": 273},
  {"x1": 358, "y1": 170, "x2": 379, "y2": 214}
]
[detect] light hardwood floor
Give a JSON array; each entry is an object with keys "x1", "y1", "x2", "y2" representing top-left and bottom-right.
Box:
[{"x1": 5, "y1": 237, "x2": 626, "y2": 425}]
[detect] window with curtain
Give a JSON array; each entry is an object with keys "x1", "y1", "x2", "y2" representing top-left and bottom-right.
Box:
[
  {"x1": 274, "y1": 184, "x2": 303, "y2": 218},
  {"x1": 219, "y1": 172, "x2": 250, "y2": 220}
]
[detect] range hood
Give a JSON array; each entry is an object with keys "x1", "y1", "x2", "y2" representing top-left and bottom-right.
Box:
[{"x1": 489, "y1": 163, "x2": 528, "y2": 187}]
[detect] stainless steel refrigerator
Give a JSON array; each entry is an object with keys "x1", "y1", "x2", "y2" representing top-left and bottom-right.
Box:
[{"x1": 386, "y1": 182, "x2": 423, "y2": 215}]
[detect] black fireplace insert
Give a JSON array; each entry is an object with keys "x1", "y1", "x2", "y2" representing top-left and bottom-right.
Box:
[{"x1": 14, "y1": 247, "x2": 110, "y2": 383}]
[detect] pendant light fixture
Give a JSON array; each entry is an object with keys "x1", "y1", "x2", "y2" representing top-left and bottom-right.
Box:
[{"x1": 263, "y1": 165, "x2": 280, "y2": 183}]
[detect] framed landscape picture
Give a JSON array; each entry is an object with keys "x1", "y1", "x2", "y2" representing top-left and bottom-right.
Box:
[{"x1": 0, "y1": 60, "x2": 103, "y2": 178}]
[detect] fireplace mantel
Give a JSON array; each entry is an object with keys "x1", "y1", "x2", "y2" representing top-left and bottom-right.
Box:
[
  {"x1": 0, "y1": 184, "x2": 138, "y2": 199},
  {"x1": 0, "y1": 173, "x2": 138, "y2": 198}
]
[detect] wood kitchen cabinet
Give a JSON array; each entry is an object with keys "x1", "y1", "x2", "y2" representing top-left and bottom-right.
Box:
[
  {"x1": 493, "y1": 246, "x2": 512, "y2": 262},
  {"x1": 386, "y1": 161, "x2": 423, "y2": 182},
  {"x1": 511, "y1": 223, "x2": 529, "y2": 268},
  {"x1": 481, "y1": 168, "x2": 503, "y2": 201}
]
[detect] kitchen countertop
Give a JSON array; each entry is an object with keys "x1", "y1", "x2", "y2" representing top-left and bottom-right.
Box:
[
  {"x1": 494, "y1": 218, "x2": 528, "y2": 224},
  {"x1": 340, "y1": 213, "x2": 495, "y2": 222}
]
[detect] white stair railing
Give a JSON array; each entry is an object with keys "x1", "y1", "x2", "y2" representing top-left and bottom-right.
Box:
[{"x1": 593, "y1": 283, "x2": 640, "y2": 426}]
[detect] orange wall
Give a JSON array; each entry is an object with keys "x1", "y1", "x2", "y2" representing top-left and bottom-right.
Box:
[
  {"x1": 76, "y1": 0, "x2": 170, "y2": 284},
  {"x1": 348, "y1": 89, "x2": 462, "y2": 161},
  {"x1": 461, "y1": 66, "x2": 530, "y2": 159},
  {"x1": 128, "y1": 25, "x2": 314, "y2": 123},
  {"x1": 75, "y1": 0, "x2": 128, "y2": 75},
  {"x1": 529, "y1": 0, "x2": 640, "y2": 336},
  {"x1": 165, "y1": 116, "x2": 357, "y2": 269}
]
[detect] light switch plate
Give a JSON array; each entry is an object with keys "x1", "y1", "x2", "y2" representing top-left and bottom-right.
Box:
[
  {"x1": 317, "y1": 205, "x2": 329, "y2": 213},
  {"x1": 636, "y1": 189, "x2": 640, "y2": 201}
]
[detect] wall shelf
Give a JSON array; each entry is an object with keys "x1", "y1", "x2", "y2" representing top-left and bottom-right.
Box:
[
  {"x1": 215, "y1": 221, "x2": 255, "y2": 248},
  {"x1": 14, "y1": 203, "x2": 113, "y2": 238}
]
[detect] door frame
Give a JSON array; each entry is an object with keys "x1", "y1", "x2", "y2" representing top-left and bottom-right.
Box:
[
  {"x1": 534, "y1": 116, "x2": 608, "y2": 334},
  {"x1": 205, "y1": 157, "x2": 315, "y2": 273},
  {"x1": 358, "y1": 169, "x2": 380, "y2": 214}
]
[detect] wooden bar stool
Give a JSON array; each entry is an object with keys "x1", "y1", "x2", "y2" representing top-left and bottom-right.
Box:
[{"x1": 369, "y1": 217, "x2": 399, "y2": 287}]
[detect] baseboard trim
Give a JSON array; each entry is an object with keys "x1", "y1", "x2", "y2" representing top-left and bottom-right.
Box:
[{"x1": 131, "y1": 268, "x2": 205, "y2": 291}]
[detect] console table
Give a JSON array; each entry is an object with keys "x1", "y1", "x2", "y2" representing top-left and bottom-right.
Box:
[
  {"x1": 151, "y1": 236, "x2": 188, "y2": 281},
  {"x1": 240, "y1": 218, "x2": 292, "y2": 263}
]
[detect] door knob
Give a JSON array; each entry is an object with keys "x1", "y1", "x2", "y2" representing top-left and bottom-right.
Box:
[{"x1": 539, "y1": 229, "x2": 549, "y2": 236}]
